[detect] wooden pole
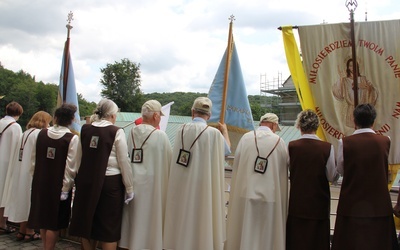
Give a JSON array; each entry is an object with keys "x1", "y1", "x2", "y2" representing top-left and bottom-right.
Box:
[
  {"x1": 62, "y1": 12, "x2": 73, "y2": 103},
  {"x1": 220, "y1": 15, "x2": 235, "y2": 123},
  {"x1": 350, "y1": 9, "x2": 359, "y2": 107}
]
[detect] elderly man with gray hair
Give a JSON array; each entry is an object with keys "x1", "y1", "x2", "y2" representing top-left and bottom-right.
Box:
[
  {"x1": 119, "y1": 100, "x2": 172, "y2": 250},
  {"x1": 163, "y1": 97, "x2": 230, "y2": 250}
]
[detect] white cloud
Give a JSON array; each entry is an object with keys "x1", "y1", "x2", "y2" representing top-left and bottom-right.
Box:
[{"x1": 0, "y1": 0, "x2": 399, "y2": 103}]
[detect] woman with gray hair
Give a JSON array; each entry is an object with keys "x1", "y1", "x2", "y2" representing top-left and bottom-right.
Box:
[
  {"x1": 286, "y1": 109, "x2": 338, "y2": 250},
  {"x1": 69, "y1": 98, "x2": 134, "y2": 250}
]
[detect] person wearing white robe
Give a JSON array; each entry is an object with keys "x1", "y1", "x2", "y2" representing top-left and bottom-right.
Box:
[
  {"x1": 119, "y1": 100, "x2": 172, "y2": 250},
  {"x1": 0, "y1": 101, "x2": 23, "y2": 233},
  {"x1": 5, "y1": 111, "x2": 52, "y2": 241},
  {"x1": 225, "y1": 113, "x2": 289, "y2": 250},
  {"x1": 163, "y1": 97, "x2": 231, "y2": 250}
]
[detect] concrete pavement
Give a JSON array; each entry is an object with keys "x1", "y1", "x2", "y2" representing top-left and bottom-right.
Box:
[{"x1": 0, "y1": 230, "x2": 81, "y2": 250}]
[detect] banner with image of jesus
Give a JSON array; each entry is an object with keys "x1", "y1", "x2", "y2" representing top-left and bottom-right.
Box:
[{"x1": 298, "y1": 19, "x2": 400, "y2": 163}]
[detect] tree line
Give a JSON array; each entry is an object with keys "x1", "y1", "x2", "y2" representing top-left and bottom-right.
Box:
[{"x1": 0, "y1": 59, "x2": 280, "y2": 129}]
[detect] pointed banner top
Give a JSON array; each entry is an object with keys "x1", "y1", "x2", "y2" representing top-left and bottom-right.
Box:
[
  {"x1": 66, "y1": 11, "x2": 74, "y2": 36},
  {"x1": 229, "y1": 15, "x2": 235, "y2": 23},
  {"x1": 345, "y1": 0, "x2": 358, "y2": 12},
  {"x1": 67, "y1": 11, "x2": 74, "y2": 25}
]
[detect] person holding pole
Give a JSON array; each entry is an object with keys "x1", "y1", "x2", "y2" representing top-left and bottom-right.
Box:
[
  {"x1": 225, "y1": 113, "x2": 288, "y2": 250},
  {"x1": 163, "y1": 97, "x2": 230, "y2": 250}
]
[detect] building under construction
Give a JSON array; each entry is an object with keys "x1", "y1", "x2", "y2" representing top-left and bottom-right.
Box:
[{"x1": 260, "y1": 73, "x2": 301, "y2": 126}]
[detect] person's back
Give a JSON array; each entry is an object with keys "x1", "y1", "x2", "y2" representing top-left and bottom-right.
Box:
[
  {"x1": 286, "y1": 109, "x2": 338, "y2": 250},
  {"x1": 338, "y1": 133, "x2": 391, "y2": 216},
  {"x1": 0, "y1": 101, "x2": 23, "y2": 233},
  {"x1": 331, "y1": 103, "x2": 399, "y2": 250},
  {"x1": 119, "y1": 100, "x2": 172, "y2": 250},
  {"x1": 69, "y1": 99, "x2": 134, "y2": 250},
  {"x1": 163, "y1": 97, "x2": 228, "y2": 250},
  {"x1": 164, "y1": 122, "x2": 226, "y2": 250},
  {"x1": 226, "y1": 113, "x2": 289, "y2": 250},
  {"x1": 288, "y1": 139, "x2": 331, "y2": 219}
]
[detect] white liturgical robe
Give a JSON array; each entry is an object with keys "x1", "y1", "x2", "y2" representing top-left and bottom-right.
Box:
[
  {"x1": 163, "y1": 118, "x2": 226, "y2": 250},
  {"x1": 226, "y1": 126, "x2": 289, "y2": 250},
  {"x1": 119, "y1": 124, "x2": 172, "y2": 250}
]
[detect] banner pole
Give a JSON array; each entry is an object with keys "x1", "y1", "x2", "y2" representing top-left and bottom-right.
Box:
[
  {"x1": 347, "y1": 1, "x2": 359, "y2": 107},
  {"x1": 63, "y1": 12, "x2": 74, "y2": 103},
  {"x1": 220, "y1": 15, "x2": 235, "y2": 123}
]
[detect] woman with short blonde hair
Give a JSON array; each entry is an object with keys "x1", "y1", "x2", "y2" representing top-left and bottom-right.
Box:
[{"x1": 287, "y1": 109, "x2": 339, "y2": 250}]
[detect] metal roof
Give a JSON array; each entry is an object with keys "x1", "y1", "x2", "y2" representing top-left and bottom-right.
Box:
[{"x1": 82, "y1": 112, "x2": 301, "y2": 147}]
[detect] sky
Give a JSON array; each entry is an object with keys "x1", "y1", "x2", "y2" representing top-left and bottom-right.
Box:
[{"x1": 0, "y1": 0, "x2": 399, "y2": 103}]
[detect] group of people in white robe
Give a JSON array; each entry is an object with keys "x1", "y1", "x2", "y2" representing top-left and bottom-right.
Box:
[{"x1": 1, "y1": 96, "x2": 399, "y2": 250}]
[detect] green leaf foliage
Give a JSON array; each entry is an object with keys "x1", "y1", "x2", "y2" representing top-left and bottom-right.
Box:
[
  {"x1": 100, "y1": 58, "x2": 143, "y2": 112},
  {"x1": 0, "y1": 64, "x2": 96, "y2": 129}
]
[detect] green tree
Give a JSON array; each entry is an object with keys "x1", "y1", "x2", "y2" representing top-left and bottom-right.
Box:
[
  {"x1": 250, "y1": 102, "x2": 263, "y2": 121},
  {"x1": 100, "y1": 58, "x2": 143, "y2": 112},
  {"x1": 0, "y1": 65, "x2": 99, "y2": 128},
  {"x1": 78, "y1": 93, "x2": 97, "y2": 117},
  {"x1": 36, "y1": 82, "x2": 58, "y2": 114}
]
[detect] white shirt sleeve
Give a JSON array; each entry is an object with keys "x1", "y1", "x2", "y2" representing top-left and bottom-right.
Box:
[
  {"x1": 115, "y1": 128, "x2": 134, "y2": 194},
  {"x1": 336, "y1": 139, "x2": 344, "y2": 175},
  {"x1": 62, "y1": 134, "x2": 81, "y2": 192},
  {"x1": 326, "y1": 145, "x2": 339, "y2": 182}
]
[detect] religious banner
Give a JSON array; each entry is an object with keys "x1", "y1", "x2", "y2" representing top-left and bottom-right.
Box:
[
  {"x1": 297, "y1": 20, "x2": 400, "y2": 163},
  {"x1": 208, "y1": 18, "x2": 254, "y2": 155},
  {"x1": 208, "y1": 38, "x2": 254, "y2": 132},
  {"x1": 57, "y1": 12, "x2": 81, "y2": 135}
]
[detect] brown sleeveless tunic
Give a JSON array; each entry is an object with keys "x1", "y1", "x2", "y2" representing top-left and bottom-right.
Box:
[
  {"x1": 332, "y1": 132, "x2": 399, "y2": 250},
  {"x1": 28, "y1": 129, "x2": 74, "y2": 230},
  {"x1": 286, "y1": 138, "x2": 332, "y2": 250},
  {"x1": 288, "y1": 138, "x2": 331, "y2": 219},
  {"x1": 337, "y1": 133, "x2": 392, "y2": 217},
  {"x1": 69, "y1": 124, "x2": 122, "y2": 241}
]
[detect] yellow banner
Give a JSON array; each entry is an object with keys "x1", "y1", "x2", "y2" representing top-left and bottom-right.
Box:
[{"x1": 281, "y1": 26, "x2": 326, "y2": 141}]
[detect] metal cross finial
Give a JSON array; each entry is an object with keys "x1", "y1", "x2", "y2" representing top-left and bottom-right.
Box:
[
  {"x1": 229, "y1": 15, "x2": 236, "y2": 22},
  {"x1": 66, "y1": 11, "x2": 74, "y2": 30},
  {"x1": 345, "y1": 0, "x2": 358, "y2": 12}
]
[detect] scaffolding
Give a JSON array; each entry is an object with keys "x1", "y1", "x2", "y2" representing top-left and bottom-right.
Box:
[{"x1": 260, "y1": 73, "x2": 301, "y2": 126}]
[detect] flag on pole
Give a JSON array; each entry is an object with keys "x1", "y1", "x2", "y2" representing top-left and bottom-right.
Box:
[
  {"x1": 208, "y1": 19, "x2": 254, "y2": 155},
  {"x1": 57, "y1": 13, "x2": 81, "y2": 135},
  {"x1": 208, "y1": 37, "x2": 254, "y2": 132},
  {"x1": 160, "y1": 101, "x2": 174, "y2": 132},
  {"x1": 281, "y1": 26, "x2": 326, "y2": 141}
]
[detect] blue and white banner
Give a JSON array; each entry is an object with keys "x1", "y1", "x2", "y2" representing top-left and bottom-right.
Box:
[
  {"x1": 57, "y1": 39, "x2": 81, "y2": 135},
  {"x1": 208, "y1": 38, "x2": 254, "y2": 132}
]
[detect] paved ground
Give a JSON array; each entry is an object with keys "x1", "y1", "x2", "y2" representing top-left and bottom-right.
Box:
[{"x1": 0, "y1": 230, "x2": 81, "y2": 250}]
